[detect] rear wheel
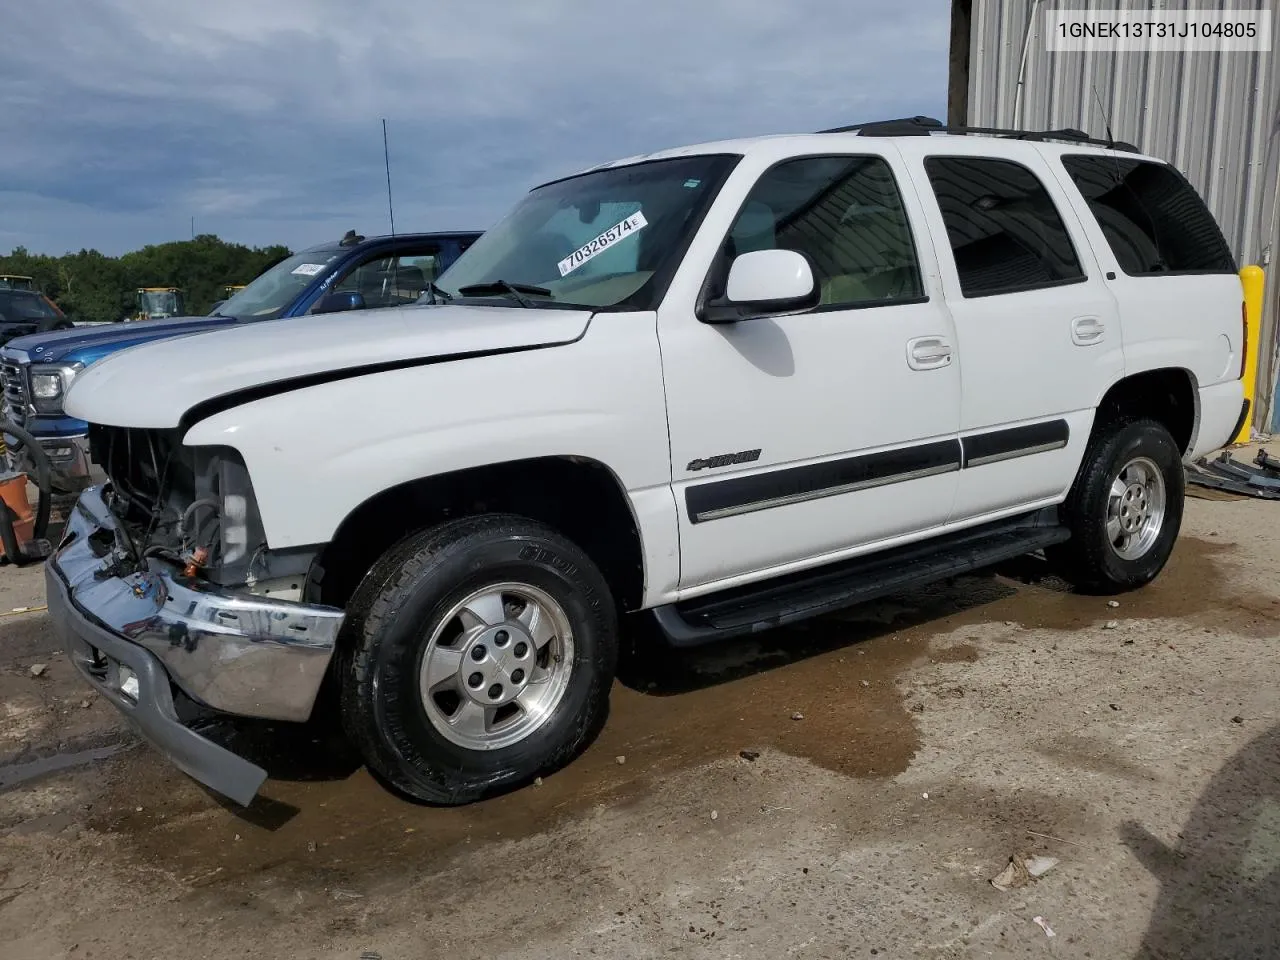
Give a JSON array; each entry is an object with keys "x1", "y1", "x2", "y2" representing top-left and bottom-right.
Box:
[
  {"x1": 1049, "y1": 418, "x2": 1184, "y2": 594},
  {"x1": 339, "y1": 514, "x2": 618, "y2": 804}
]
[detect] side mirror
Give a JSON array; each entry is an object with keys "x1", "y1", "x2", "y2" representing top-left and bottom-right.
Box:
[
  {"x1": 314, "y1": 290, "x2": 366, "y2": 314},
  {"x1": 701, "y1": 249, "x2": 818, "y2": 324},
  {"x1": 208, "y1": 300, "x2": 226, "y2": 314}
]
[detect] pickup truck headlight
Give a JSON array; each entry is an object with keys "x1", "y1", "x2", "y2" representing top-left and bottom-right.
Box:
[{"x1": 29, "y1": 362, "x2": 84, "y2": 416}]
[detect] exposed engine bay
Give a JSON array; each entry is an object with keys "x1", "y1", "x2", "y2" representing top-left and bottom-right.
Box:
[{"x1": 87, "y1": 424, "x2": 315, "y2": 598}]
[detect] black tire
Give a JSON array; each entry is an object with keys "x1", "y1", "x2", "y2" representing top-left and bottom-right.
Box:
[
  {"x1": 1049, "y1": 418, "x2": 1185, "y2": 594},
  {"x1": 338, "y1": 513, "x2": 618, "y2": 804}
]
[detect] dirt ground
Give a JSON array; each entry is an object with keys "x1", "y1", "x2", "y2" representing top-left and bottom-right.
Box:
[{"x1": 1, "y1": 484, "x2": 1278, "y2": 960}]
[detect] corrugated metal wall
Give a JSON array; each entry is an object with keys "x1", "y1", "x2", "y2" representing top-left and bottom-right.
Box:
[{"x1": 955, "y1": 0, "x2": 1280, "y2": 433}]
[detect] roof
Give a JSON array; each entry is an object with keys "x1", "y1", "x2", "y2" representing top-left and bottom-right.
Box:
[
  {"x1": 299, "y1": 230, "x2": 484, "y2": 253},
  {"x1": 554, "y1": 123, "x2": 1165, "y2": 184}
]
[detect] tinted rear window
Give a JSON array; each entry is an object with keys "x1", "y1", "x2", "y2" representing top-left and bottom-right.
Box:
[
  {"x1": 1061, "y1": 155, "x2": 1236, "y2": 275},
  {"x1": 924, "y1": 156, "x2": 1085, "y2": 298}
]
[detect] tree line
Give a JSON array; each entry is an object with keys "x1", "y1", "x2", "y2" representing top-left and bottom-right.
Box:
[{"x1": 0, "y1": 235, "x2": 292, "y2": 322}]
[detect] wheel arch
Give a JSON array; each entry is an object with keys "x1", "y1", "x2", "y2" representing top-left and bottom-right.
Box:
[
  {"x1": 307, "y1": 455, "x2": 648, "y2": 615},
  {"x1": 1093, "y1": 366, "x2": 1199, "y2": 456}
]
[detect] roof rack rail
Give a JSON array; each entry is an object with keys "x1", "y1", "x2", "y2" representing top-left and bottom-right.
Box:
[
  {"x1": 816, "y1": 115, "x2": 1141, "y2": 153},
  {"x1": 818, "y1": 115, "x2": 943, "y2": 135}
]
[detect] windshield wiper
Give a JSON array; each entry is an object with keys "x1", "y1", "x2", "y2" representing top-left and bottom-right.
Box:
[{"x1": 456, "y1": 280, "x2": 551, "y2": 308}]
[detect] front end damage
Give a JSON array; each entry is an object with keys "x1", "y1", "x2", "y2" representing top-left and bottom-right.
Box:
[{"x1": 46, "y1": 426, "x2": 344, "y2": 805}]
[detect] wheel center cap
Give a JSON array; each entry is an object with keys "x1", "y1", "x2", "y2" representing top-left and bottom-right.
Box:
[
  {"x1": 460, "y1": 624, "x2": 536, "y2": 706},
  {"x1": 1122, "y1": 483, "x2": 1148, "y2": 529}
]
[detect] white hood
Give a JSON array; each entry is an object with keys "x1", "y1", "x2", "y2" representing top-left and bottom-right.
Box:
[{"x1": 64, "y1": 303, "x2": 591, "y2": 429}]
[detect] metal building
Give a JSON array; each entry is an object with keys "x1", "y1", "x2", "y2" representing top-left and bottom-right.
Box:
[{"x1": 949, "y1": 0, "x2": 1280, "y2": 434}]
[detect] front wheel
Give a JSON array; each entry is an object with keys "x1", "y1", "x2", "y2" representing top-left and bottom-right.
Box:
[
  {"x1": 339, "y1": 514, "x2": 619, "y2": 804},
  {"x1": 1049, "y1": 418, "x2": 1185, "y2": 594}
]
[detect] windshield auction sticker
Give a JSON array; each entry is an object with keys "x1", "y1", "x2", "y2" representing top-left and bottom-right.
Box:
[
  {"x1": 291, "y1": 263, "x2": 326, "y2": 276},
  {"x1": 557, "y1": 211, "x2": 648, "y2": 277}
]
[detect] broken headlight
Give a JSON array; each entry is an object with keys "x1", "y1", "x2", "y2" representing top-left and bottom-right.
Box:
[{"x1": 189, "y1": 447, "x2": 267, "y2": 583}]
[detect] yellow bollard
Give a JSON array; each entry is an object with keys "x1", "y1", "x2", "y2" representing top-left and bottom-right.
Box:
[{"x1": 1233, "y1": 264, "x2": 1265, "y2": 445}]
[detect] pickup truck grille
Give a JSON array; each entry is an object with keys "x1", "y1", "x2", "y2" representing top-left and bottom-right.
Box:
[{"x1": 1, "y1": 359, "x2": 28, "y2": 426}]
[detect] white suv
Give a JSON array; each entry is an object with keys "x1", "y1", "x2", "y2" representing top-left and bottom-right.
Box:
[{"x1": 48, "y1": 117, "x2": 1248, "y2": 807}]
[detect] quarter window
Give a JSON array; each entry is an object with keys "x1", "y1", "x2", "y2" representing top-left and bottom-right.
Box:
[
  {"x1": 925, "y1": 156, "x2": 1085, "y2": 297},
  {"x1": 721, "y1": 155, "x2": 925, "y2": 309},
  {"x1": 1061, "y1": 155, "x2": 1236, "y2": 275}
]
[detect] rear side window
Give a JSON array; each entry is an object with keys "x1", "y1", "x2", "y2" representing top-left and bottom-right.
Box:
[
  {"x1": 1061, "y1": 155, "x2": 1237, "y2": 275},
  {"x1": 925, "y1": 156, "x2": 1085, "y2": 298}
]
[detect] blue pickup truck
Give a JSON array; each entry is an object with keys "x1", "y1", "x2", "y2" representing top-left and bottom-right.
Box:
[{"x1": 1, "y1": 229, "x2": 481, "y2": 489}]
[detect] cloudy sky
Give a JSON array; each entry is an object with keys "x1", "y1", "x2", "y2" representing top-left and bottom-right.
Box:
[{"x1": 2, "y1": 0, "x2": 951, "y2": 257}]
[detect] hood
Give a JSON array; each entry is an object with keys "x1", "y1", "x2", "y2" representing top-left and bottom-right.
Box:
[
  {"x1": 65, "y1": 303, "x2": 593, "y2": 429},
  {"x1": 3, "y1": 314, "x2": 235, "y2": 365}
]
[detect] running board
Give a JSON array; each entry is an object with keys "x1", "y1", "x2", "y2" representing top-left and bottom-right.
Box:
[{"x1": 650, "y1": 508, "x2": 1069, "y2": 646}]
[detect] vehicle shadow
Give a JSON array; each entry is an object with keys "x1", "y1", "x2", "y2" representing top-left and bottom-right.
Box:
[
  {"x1": 186, "y1": 711, "x2": 364, "y2": 826},
  {"x1": 618, "y1": 568, "x2": 1019, "y2": 695},
  {"x1": 1123, "y1": 723, "x2": 1280, "y2": 959}
]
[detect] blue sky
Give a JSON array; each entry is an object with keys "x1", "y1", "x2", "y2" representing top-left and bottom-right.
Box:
[{"x1": 1, "y1": 0, "x2": 951, "y2": 257}]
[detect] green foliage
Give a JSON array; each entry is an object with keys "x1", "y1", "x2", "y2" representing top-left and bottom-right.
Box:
[{"x1": 0, "y1": 236, "x2": 293, "y2": 322}]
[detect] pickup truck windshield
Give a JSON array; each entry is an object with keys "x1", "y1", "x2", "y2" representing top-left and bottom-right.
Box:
[
  {"x1": 0, "y1": 290, "x2": 60, "y2": 321},
  {"x1": 217, "y1": 249, "x2": 343, "y2": 320},
  {"x1": 437, "y1": 154, "x2": 738, "y2": 311}
]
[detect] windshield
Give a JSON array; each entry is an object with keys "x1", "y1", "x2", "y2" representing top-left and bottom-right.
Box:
[
  {"x1": 0, "y1": 291, "x2": 59, "y2": 321},
  {"x1": 217, "y1": 249, "x2": 343, "y2": 320},
  {"x1": 435, "y1": 154, "x2": 739, "y2": 311}
]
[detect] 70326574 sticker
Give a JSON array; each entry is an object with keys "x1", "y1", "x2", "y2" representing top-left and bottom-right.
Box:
[{"x1": 557, "y1": 211, "x2": 648, "y2": 277}]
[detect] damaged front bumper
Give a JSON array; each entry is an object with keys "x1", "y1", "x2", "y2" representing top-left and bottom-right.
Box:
[{"x1": 46, "y1": 485, "x2": 345, "y2": 805}]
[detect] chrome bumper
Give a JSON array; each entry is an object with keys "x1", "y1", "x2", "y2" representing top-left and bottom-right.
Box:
[
  {"x1": 50, "y1": 486, "x2": 344, "y2": 722},
  {"x1": 48, "y1": 566, "x2": 268, "y2": 806},
  {"x1": 47, "y1": 486, "x2": 345, "y2": 803}
]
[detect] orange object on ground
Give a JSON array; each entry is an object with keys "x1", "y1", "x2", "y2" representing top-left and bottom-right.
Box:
[{"x1": 0, "y1": 473, "x2": 34, "y2": 559}]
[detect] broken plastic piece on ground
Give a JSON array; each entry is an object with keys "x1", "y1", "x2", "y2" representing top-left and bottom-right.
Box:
[
  {"x1": 990, "y1": 852, "x2": 1060, "y2": 890},
  {"x1": 1186, "y1": 449, "x2": 1280, "y2": 499},
  {"x1": 1032, "y1": 916, "x2": 1056, "y2": 938},
  {"x1": 1255, "y1": 447, "x2": 1280, "y2": 472}
]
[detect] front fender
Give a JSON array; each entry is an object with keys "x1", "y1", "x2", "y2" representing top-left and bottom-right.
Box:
[{"x1": 180, "y1": 312, "x2": 681, "y2": 598}]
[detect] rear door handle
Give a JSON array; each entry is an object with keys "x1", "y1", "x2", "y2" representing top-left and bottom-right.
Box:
[
  {"x1": 907, "y1": 336, "x2": 952, "y2": 370},
  {"x1": 1071, "y1": 316, "x2": 1105, "y2": 345}
]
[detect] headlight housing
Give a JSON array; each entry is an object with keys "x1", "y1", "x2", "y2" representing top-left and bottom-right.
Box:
[{"x1": 29, "y1": 362, "x2": 84, "y2": 416}]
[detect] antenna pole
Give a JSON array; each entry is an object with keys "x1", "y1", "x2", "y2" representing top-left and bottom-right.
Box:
[
  {"x1": 382, "y1": 118, "x2": 396, "y2": 236},
  {"x1": 1092, "y1": 85, "x2": 1116, "y2": 146}
]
